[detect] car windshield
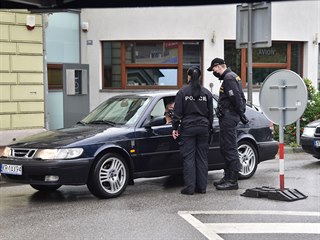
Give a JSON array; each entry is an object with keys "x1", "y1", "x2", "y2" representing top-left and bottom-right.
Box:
[{"x1": 81, "y1": 96, "x2": 151, "y2": 126}]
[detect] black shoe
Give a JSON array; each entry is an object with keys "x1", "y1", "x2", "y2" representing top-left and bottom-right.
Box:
[
  {"x1": 213, "y1": 169, "x2": 230, "y2": 186},
  {"x1": 215, "y1": 180, "x2": 239, "y2": 190},
  {"x1": 216, "y1": 170, "x2": 239, "y2": 190},
  {"x1": 213, "y1": 178, "x2": 226, "y2": 187},
  {"x1": 195, "y1": 188, "x2": 206, "y2": 194},
  {"x1": 181, "y1": 188, "x2": 194, "y2": 195}
]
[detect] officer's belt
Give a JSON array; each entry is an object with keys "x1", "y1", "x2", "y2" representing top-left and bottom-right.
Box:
[{"x1": 223, "y1": 108, "x2": 236, "y2": 113}]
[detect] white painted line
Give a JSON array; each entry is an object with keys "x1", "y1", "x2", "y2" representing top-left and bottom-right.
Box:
[
  {"x1": 179, "y1": 210, "x2": 320, "y2": 216},
  {"x1": 178, "y1": 211, "x2": 223, "y2": 240},
  {"x1": 206, "y1": 223, "x2": 320, "y2": 234},
  {"x1": 178, "y1": 210, "x2": 320, "y2": 240}
]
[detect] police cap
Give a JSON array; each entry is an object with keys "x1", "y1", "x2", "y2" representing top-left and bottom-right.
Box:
[{"x1": 207, "y1": 58, "x2": 225, "y2": 71}]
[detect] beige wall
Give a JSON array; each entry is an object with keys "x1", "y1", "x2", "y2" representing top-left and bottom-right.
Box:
[{"x1": 0, "y1": 10, "x2": 45, "y2": 145}]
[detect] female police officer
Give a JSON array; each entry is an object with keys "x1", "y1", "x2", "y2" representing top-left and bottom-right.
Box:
[{"x1": 172, "y1": 66, "x2": 213, "y2": 195}]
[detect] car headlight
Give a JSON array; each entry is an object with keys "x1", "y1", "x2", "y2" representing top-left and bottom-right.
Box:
[
  {"x1": 0, "y1": 147, "x2": 11, "y2": 157},
  {"x1": 302, "y1": 127, "x2": 316, "y2": 137},
  {"x1": 34, "y1": 148, "x2": 83, "y2": 160}
]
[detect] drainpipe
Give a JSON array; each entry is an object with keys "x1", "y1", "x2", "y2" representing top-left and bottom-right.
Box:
[{"x1": 42, "y1": 14, "x2": 49, "y2": 130}]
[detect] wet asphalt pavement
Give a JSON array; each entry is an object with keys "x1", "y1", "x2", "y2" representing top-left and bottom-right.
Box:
[{"x1": 0, "y1": 152, "x2": 319, "y2": 240}]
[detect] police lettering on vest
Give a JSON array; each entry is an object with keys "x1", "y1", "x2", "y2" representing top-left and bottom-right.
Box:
[{"x1": 185, "y1": 95, "x2": 208, "y2": 101}]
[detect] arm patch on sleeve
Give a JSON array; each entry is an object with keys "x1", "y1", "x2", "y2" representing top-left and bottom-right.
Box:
[{"x1": 228, "y1": 90, "x2": 234, "y2": 96}]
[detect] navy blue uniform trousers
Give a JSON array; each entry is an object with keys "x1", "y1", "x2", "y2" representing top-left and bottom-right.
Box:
[
  {"x1": 179, "y1": 126, "x2": 209, "y2": 192},
  {"x1": 219, "y1": 111, "x2": 242, "y2": 172}
]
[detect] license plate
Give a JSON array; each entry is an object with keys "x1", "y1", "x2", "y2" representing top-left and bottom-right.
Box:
[
  {"x1": 1, "y1": 164, "x2": 22, "y2": 175},
  {"x1": 315, "y1": 140, "x2": 320, "y2": 148}
]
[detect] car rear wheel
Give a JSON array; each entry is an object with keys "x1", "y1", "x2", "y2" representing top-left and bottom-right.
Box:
[
  {"x1": 238, "y1": 141, "x2": 258, "y2": 179},
  {"x1": 30, "y1": 184, "x2": 61, "y2": 191},
  {"x1": 87, "y1": 153, "x2": 129, "y2": 199}
]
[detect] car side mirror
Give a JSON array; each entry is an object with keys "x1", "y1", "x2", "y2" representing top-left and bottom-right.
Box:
[{"x1": 144, "y1": 116, "x2": 166, "y2": 128}]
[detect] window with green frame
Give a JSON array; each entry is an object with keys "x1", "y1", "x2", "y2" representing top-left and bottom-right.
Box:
[
  {"x1": 224, "y1": 41, "x2": 303, "y2": 87},
  {"x1": 102, "y1": 40, "x2": 203, "y2": 89}
]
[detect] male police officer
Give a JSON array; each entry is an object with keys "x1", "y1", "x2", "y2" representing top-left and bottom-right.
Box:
[{"x1": 207, "y1": 58, "x2": 248, "y2": 190}]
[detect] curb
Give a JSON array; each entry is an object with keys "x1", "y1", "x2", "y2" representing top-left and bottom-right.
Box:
[{"x1": 284, "y1": 146, "x2": 304, "y2": 154}]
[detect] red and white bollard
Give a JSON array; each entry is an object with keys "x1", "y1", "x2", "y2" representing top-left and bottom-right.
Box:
[{"x1": 279, "y1": 142, "x2": 285, "y2": 190}]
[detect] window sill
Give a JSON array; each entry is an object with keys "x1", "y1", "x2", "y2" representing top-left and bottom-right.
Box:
[{"x1": 242, "y1": 87, "x2": 261, "y2": 92}]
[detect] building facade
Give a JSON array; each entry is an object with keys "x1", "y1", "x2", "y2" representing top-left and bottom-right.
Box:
[
  {"x1": 0, "y1": 1, "x2": 319, "y2": 145},
  {"x1": 0, "y1": 9, "x2": 45, "y2": 145},
  {"x1": 80, "y1": 1, "x2": 319, "y2": 110}
]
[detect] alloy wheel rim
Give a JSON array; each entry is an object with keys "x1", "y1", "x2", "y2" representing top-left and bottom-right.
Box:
[
  {"x1": 238, "y1": 144, "x2": 256, "y2": 176},
  {"x1": 99, "y1": 157, "x2": 126, "y2": 194}
]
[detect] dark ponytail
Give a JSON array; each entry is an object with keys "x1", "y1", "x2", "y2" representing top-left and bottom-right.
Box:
[{"x1": 187, "y1": 66, "x2": 201, "y2": 100}]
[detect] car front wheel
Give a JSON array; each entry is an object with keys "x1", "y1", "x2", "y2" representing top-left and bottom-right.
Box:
[
  {"x1": 238, "y1": 141, "x2": 258, "y2": 179},
  {"x1": 87, "y1": 153, "x2": 129, "y2": 199}
]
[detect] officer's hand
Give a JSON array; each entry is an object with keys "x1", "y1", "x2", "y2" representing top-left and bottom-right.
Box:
[
  {"x1": 172, "y1": 130, "x2": 179, "y2": 140},
  {"x1": 240, "y1": 114, "x2": 249, "y2": 124}
]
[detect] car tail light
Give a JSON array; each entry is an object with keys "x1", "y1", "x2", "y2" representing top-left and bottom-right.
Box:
[
  {"x1": 269, "y1": 122, "x2": 274, "y2": 134},
  {"x1": 315, "y1": 126, "x2": 320, "y2": 137}
]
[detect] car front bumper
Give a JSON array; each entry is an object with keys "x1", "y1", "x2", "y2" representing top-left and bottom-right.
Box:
[
  {"x1": 0, "y1": 157, "x2": 93, "y2": 185},
  {"x1": 301, "y1": 136, "x2": 320, "y2": 159}
]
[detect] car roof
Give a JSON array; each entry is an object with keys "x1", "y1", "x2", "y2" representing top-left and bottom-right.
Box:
[{"x1": 112, "y1": 90, "x2": 179, "y2": 98}]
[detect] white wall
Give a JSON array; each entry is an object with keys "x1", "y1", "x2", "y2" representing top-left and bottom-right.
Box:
[{"x1": 80, "y1": 1, "x2": 320, "y2": 109}]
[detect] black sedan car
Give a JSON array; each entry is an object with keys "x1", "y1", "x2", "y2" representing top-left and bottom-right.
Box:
[
  {"x1": 301, "y1": 119, "x2": 320, "y2": 159},
  {"x1": 0, "y1": 91, "x2": 278, "y2": 198}
]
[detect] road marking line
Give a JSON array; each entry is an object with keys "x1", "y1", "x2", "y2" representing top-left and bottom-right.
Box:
[
  {"x1": 178, "y1": 210, "x2": 320, "y2": 240},
  {"x1": 178, "y1": 211, "x2": 223, "y2": 240},
  {"x1": 206, "y1": 223, "x2": 320, "y2": 234},
  {"x1": 179, "y1": 210, "x2": 320, "y2": 216}
]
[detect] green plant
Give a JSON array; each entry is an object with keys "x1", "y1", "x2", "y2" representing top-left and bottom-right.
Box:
[
  {"x1": 289, "y1": 142, "x2": 299, "y2": 148},
  {"x1": 273, "y1": 78, "x2": 320, "y2": 145}
]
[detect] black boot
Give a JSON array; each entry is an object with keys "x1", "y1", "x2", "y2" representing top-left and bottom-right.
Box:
[
  {"x1": 213, "y1": 169, "x2": 230, "y2": 186},
  {"x1": 216, "y1": 170, "x2": 239, "y2": 190},
  {"x1": 181, "y1": 187, "x2": 194, "y2": 195}
]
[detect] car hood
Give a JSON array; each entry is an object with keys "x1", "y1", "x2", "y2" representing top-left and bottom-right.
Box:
[
  {"x1": 306, "y1": 119, "x2": 320, "y2": 127},
  {"x1": 9, "y1": 125, "x2": 131, "y2": 149}
]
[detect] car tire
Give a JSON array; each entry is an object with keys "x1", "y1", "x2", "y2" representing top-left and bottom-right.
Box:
[
  {"x1": 87, "y1": 153, "x2": 129, "y2": 199},
  {"x1": 30, "y1": 184, "x2": 61, "y2": 191},
  {"x1": 238, "y1": 140, "x2": 258, "y2": 179}
]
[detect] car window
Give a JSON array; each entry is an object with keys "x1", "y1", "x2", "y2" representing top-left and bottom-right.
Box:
[
  {"x1": 212, "y1": 97, "x2": 217, "y2": 117},
  {"x1": 151, "y1": 99, "x2": 166, "y2": 118},
  {"x1": 150, "y1": 96, "x2": 176, "y2": 117},
  {"x1": 126, "y1": 98, "x2": 150, "y2": 125},
  {"x1": 82, "y1": 96, "x2": 150, "y2": 126},
  {"x1": 212, "y1": 97, "x2": 217, "y2": 109}
]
